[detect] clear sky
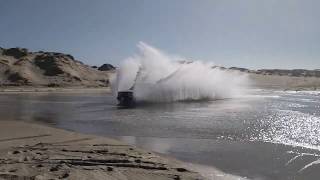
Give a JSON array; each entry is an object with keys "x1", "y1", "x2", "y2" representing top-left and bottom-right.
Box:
[{"x1": 1, "y1": 0, "x2": 320, "y2": 69}]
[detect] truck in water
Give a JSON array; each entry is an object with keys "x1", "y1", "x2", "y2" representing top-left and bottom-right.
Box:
[{"x1": 117, "y1": 91, "x2": 135, "y2": 107}]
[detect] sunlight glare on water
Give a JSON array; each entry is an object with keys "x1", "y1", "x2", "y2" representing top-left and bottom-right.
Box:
[{"x1": 259, "y1": 110, "x2": 320, "y2": 149}]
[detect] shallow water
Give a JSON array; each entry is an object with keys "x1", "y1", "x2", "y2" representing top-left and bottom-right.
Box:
[{"x1": 0, "y1": 90, "x2": 320, "y2": 179}]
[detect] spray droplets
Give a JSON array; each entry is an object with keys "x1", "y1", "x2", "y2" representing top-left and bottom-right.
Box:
[{"x1": 112, "y1": 42, "x2": 250, "y2": 102}]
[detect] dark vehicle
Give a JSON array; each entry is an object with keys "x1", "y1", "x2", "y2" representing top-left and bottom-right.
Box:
[{"x1": 117, "y1": 91, "x2": 135, "y2": 107}]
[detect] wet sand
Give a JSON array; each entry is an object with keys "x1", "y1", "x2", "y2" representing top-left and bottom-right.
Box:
[
  {"x1": 0, "y1": 120, "x2": 206, "y2": 180},
  {"x1": 0, "y1": 120, "x2": 246, "y2": 180}
]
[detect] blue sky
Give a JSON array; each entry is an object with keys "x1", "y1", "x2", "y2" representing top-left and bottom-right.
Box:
[{"x1": 1, "y1": 0, "x2": 320, "y2": 69}]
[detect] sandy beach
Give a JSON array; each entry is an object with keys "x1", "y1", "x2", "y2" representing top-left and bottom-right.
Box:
[
  {"x1": 0, "y1": 120, "x2": 207, "y2": 180},
  {"x1": 0, "y1": 116, "x2": 252, "y2": 180}
]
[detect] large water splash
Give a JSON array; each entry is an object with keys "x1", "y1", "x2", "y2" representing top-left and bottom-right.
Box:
[{"x1": 112, "y1": 42, "x2": 250, "y2": 102}]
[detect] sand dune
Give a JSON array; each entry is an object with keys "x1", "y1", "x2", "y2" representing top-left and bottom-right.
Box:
[
  {"x1": 0, "y1": 47, "x2": 114, "y2": 87},
  {"x1": 249, "y1": 73, "x2": 320, "y2": 90},
  {"x1": 227, "y1": 67, "x2": 320, "y2": 90}
]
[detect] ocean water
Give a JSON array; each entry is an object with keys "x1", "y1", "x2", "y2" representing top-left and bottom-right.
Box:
[{"x1": 0, "y1": 89, "x2": 320, "y2": 180}]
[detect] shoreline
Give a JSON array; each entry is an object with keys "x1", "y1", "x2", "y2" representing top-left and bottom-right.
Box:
[
  {"x1": 0, "y1": 87, "x2": 112, "y2": 93},
  {"x1": 0, "y1": 120, "x2": 204, "y2": 180},
  {"x1": 2, "y1": 87, "x2": 318, "y2": 179},
  {"x1": 0, "y1": 85, "x2": 319, "y2": 94},
  {"x1": 0, "y1": 120, "x2": 247, "y2": 180}
]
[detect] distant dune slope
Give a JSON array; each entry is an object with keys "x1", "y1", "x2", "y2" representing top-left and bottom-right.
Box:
[
  {"x1": 228, "y1": 67, "x2": 320, "y2": 89},
  {"x1": 0, "y1": 47, "x2": 115, "y2": 87},
  {"x1": 249, "y1": 74, "x2": 320, "y2": 89}
]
